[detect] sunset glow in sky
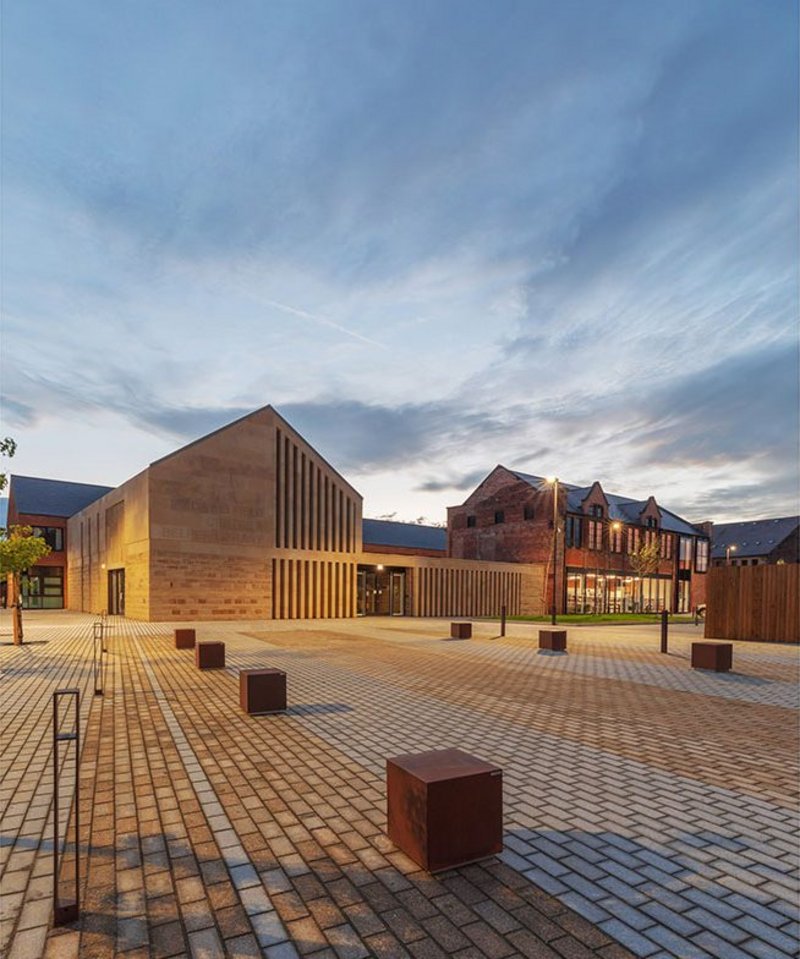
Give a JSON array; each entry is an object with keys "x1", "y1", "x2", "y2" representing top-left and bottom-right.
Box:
[{"x1": 1, "y1": 0, "x2": 797, "y2": 524}]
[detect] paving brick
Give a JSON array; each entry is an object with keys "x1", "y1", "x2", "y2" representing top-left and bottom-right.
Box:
[{"x1": 4, "y1": 613, "x2": 797, "y2": 959}]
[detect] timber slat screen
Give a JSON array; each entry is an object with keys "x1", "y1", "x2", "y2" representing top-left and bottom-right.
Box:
[
  {"x1": 275, "y1": 427, "x2": 357, "y2": 552},
  {"x1": 414, "y1": 567, "x2": 523, "y2": 618},
  {"x1": 705, "y1": 565, "x2": 799, "y2": 644}
]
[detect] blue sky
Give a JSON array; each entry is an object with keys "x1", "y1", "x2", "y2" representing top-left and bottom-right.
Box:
[{"x1": 1, "y1": 0, "x2": 797, "y2": 523}]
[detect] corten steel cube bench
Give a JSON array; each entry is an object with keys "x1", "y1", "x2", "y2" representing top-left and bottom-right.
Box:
[
  {"x1": 195, "y1": 642, "x2": 225, "y2": 669},
  {"x1": 240, "y1": 668, "x2": 287, "y2": 714},
  {"x1": 539, "y1": 629, "x2": 567, "y2": 651},
  {"x1": 174, "y1": 628, "x2": 196, "y2": 649},
  {"x1": 386, "y1": 748, "x2": 503, "y2": 872},
  {"x1": 450, "y1": 622, "x2": 472, "y2": 639},
  {"x1": 691, "y1": 642, "x2": 733, "y2": 672}
]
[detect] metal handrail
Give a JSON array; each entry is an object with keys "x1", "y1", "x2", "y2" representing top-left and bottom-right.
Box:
[
  {"x1": 53, "y1": 689, "x2": 80, "y2": 926},
  {"x1": 92, "y1": 622, "x2": 104, "y2": 696}
]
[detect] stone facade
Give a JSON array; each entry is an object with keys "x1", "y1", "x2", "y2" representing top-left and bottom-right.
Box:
[{"x1": 66, "y1": 407, "x2": 544, "y2": 621}]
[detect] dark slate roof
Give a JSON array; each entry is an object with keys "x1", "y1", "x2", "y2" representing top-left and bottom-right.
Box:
[
  {"x1": 10, "y1": 475, "x2": 114, "y2": 518},
  {"x1": 509, "y1": 470, "x2": 705, "y2": 537},
  {"x1": 710, "y1": 517, "x2": 800, "y2": 559},
  {"x1": 362, "y1": 518, "x2": 447, "y2": 551}
]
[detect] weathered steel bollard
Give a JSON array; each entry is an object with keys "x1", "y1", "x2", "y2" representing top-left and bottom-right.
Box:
[
  {"x1": 386, "y1": 748, "x2": 502, "y2": 872},
  {"x1": 500, "y1": 605, "x2": 506, "y2": 637},
  {"x1": 196, "y1": 641, "x2": 225, "y2": 669},
  {"x1": 691, "y1": 642, "x2": 733, "y2": 672},
  {"x1": 539, "y1": 629, "x2": 567, "y2": 651},
  {"x1": 174, "y1": 628, "x2": 196, "y2": 649},
  {"x1": 240, "y1": 668, "x2": 287, "y2": 714}
]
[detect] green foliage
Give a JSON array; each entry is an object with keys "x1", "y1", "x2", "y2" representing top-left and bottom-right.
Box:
[
  {"x1": 0, "y1": 436, "x2": 16, "y2": 494},
  {"x1": 628, "y1": 539, "x2": 661, "y2": 577},
  {"x1": 0, "y1": 526, "x2": 52, "y2": 576}
]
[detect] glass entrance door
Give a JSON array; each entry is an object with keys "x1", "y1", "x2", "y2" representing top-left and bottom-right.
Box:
[
  {"x1": 108, "y1": 569, "x2": 125, "y2": 615},
  {"x1": 389, "y1": 572, "x2": 405, "y2": 615},
  {"x1": 357, "y1": 570, "x2": 367, "y2": 616},
  {"x1": 356, "y1": 566, "x2": 408, "y2": 615}
]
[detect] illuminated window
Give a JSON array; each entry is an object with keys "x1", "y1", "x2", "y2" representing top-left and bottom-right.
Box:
[
  {"x1": 695, "y1": 540, "x2": 709, "y2": 573},
  {"x1": 588, "y1": 521, "x2": 603, "y2": 550}
]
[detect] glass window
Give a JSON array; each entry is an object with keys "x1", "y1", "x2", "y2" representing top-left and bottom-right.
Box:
[
  {"x1": 21, "y1": 566, "x2": 64, "y2": 609},
  {"x1": 679, "y1": 537, "x2": 693, "y2": 570},
  {"x1": 466, "y1": 515, "x2": 476, "y2": 528},
  {"x1": 627, "y1": 527, "x2": 640, "y2": 554},
  {"x1": 588, "y1": 520, "x2": 603, "y2": 550},
  {"x1": 523, "y1": 505, "x2": 535, "y2": 521},
  {"x1": 494, "y1": 510, "x2": 504, "y2": 524},
  {"x1": 695, "y1": 539, "x2": 709, "y2": 573},
  {"x1": 31, "y1": 526, "x2": 64, "y2": 551},
  {"x1": 660, "y1": 532, "x2": 673, "y2": 559},
  {"x1": 565, "y1": 516, "x2": 582, "y2": 547},
  {"x1": 589, "y1": 504, "x2": 603, "y2": 518},
  {"x1": 609, "y1": 525, "x2": 623, "y2": 552}
]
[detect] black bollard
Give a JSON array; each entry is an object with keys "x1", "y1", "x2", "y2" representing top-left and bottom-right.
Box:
[
  {"x1": 500, "y1": 605, "x2": 506, "y2": 637},
  {"x1": 660, "y1": 609, "x2": 669, "y2": 654}
]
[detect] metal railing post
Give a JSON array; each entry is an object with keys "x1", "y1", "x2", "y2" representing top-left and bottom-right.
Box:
[
  {"x1": 53, "y1": 689, "x2": 80, "y2": 926},
  {"x1": 92, "y1": 622, "x2": 103, "y2": 696}
]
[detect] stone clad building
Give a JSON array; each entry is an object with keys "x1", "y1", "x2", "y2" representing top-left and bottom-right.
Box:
[
  {"x1": 448, "y1": 466, "x2": 710, "y2": 615},
  {"x1": 65, "y1": 407, "x2": 544, "y2": 621}
]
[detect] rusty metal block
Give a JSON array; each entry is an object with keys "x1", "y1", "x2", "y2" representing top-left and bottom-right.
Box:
[
  {"x1": 691, "y1": 642, "x2": 732, "y2": 672},
  {"x1": 196, "y1": 642, "x2": 225, "y2": 669},
  {"x1": 240, "y1": 668, "x2": 287, "y2": 714},
  {"x1": 174, "y1": 628, "x2": 196, "y2": 649},
  {"x1": 539, "y1": 629, "x2": 567, "y2": 651},
  {"x1": 450, "y1": 622, "x2": 472, "y2": 639},
  {"x1": 386, "y1": 748, "x2": 502, "y2": 873}
]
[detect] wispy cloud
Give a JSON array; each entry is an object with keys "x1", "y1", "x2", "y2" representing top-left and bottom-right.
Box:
[{"x1": 1, "y1": 0, "x2": 796, "y2": 521}]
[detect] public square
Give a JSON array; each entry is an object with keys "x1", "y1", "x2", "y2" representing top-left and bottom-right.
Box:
[{"x1": 1, "y1": 613, "x2": 798, "y2": 959}]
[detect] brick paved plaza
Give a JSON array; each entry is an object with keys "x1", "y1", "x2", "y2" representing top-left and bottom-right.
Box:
[{"x1": 1, "y1": 612, "x2": 798, "y2": 959}]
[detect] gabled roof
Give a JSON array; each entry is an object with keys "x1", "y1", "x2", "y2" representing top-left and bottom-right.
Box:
[
  {"x1": 9, "y1": 475, "x2": 114, "y2": 518},
  {"x1": 362, "y1": 518, "x2": 446, "y2": 551},
  {"x1": 508, "y1": 470, "x2": 704, "y2": 537},
  {"x1": 710, "y1": 517, "x2": 800, "y2": 559}
]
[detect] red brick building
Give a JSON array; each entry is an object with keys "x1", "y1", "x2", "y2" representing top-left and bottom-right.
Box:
[
  {"x1": 710, "y1": 516, "x2": 800, "y2": 567},
  {"x1": 6, "y1": 475, "x2": 113, "y2": 608},
  {"x1": 448, "y1": 467, "x2": 710, "y2": 615}
]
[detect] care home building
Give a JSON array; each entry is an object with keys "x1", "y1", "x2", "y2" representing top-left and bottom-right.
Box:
[
  {"x1": 55, "y1": 406, "x2": 543, "y2": 621},
  {"x1": 6, "y1": 475, "x2": 113, "y2": 609},
  {"x1": 448, "y1": 467, "x2": 710, "y2": 616},
  {"x1": 710, "y1": 517, "x2": 800, "y2": 567}
]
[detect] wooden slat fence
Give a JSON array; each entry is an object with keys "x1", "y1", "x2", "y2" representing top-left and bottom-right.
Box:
[{"x1": 704, "y1": 564, "x2": 799, "y2": 644}]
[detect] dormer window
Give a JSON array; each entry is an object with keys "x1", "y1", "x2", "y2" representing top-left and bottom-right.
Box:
[
  {"x1": 589, "y1": 504, "x2": 603, "y2": 518},
  {"x1": 646, "y1": 516, "x2": 658, "y2": 528}
]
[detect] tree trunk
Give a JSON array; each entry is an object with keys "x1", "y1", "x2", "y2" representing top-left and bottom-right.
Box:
[{"x1": 9, "y1": 573, "x2": 23, "y2": 645}]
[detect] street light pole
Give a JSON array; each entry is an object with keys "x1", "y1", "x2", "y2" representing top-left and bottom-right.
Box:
[
  {"x1": 548, "y1": 477, "x2": 559, "y2": 625},
  {"x1": 726, "y1": 544, "x2": 737, "y2": 566}
]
